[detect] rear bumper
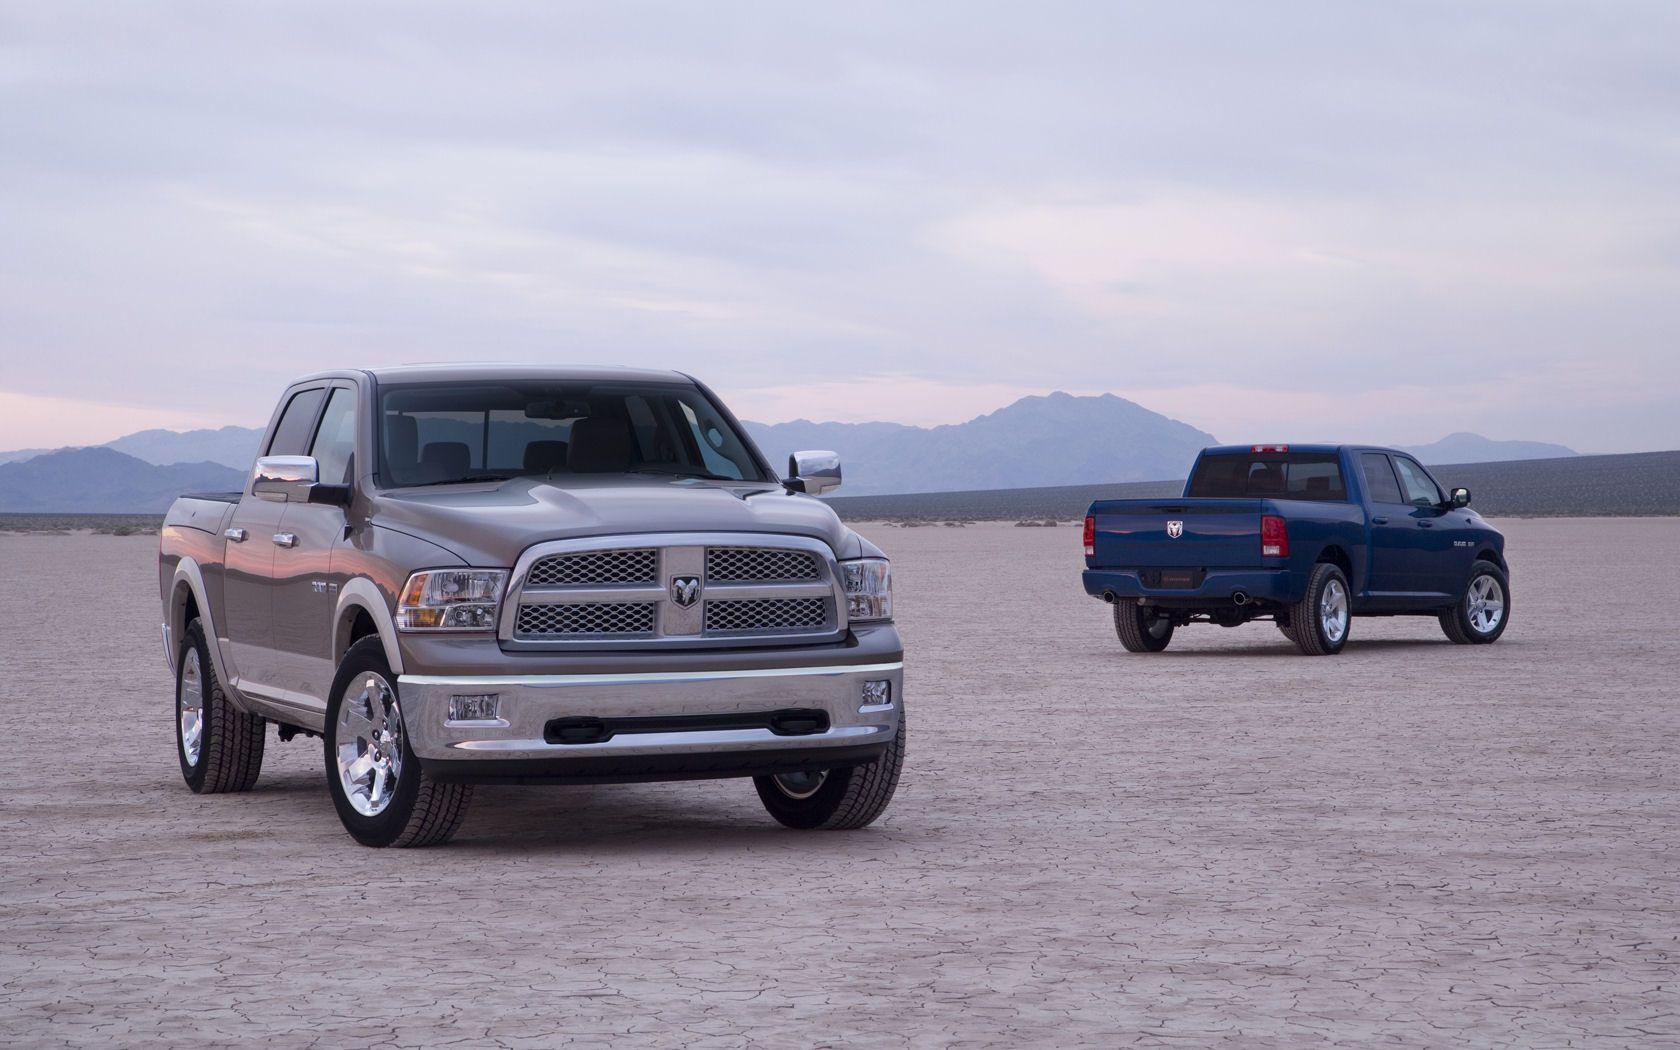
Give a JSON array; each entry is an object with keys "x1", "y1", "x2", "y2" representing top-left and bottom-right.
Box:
[
  {"x1": 1083, "y1": 568, "x2": 1301, "y2": 605},
  {"x1": 399, "y1": 660, "x2": 902, "y2": 783}
]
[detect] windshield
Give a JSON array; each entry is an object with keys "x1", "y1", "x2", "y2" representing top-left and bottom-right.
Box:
[
  {"x1": 376, "y1": 381, "x2": 769, "y2": 487},
  {"x1": 1186, "y1": 452, "x2": 1348, "y2": 501}
]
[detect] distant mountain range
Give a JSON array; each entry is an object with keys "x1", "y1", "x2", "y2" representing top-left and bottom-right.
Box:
[
  {"x1": 0, "y1": 447, "x2": 245, "y2": 513},
  {"x1": 744, "y1": 392, "x2": 1217, "y2": 495},
  {"x1": 0, "y1": 393, "x2": 1585, "y2": 511},
  {"x1": 0, "y1": 425, "x2": 263, "y2": 469},
  {"x1": 1399, "y1": 432, "x2": 1578, "y2": 465}
]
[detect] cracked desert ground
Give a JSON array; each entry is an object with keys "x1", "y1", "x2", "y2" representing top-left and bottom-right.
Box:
[{"x1": 2, "y1": 519, "x2": 1676, "y2": 1048}]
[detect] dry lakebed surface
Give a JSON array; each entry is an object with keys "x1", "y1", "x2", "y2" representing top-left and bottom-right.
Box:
[{"x1": 1, "y1": 518, "x2": 1676, "y2": 1047}]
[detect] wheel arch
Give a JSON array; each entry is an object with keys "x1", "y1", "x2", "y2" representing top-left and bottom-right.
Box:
[
  {"x1": 169, "y1": 557, "x2": 234, "y2": 687},
  {"x1": 1476, "y1": 547, "x2": 1507, "y2": 573},
  {"x1": 333, "y1": 578, "x2": 405, "y2": 675},
  {"x1": 1315, "y1": 543, "x2": 1354, "y2": 582}
]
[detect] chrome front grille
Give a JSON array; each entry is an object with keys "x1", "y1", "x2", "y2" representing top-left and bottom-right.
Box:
[
  {"x1": 527, "y1": 548, "x2": 656, "y2": 587},
  {"x1": 516, "y1": 602, "x2": 657, "y2": 637},
  {"x1": 505, "y1": 535, "x2": 843, "y2": 648},
  {"x1": 705, "y1": 547, "x2": 820, "y2": 583},
  {"x1": 705, "y1": 597, "x2": 827, "y2": 633}
]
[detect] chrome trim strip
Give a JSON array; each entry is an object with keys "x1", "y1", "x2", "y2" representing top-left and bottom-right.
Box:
[
  {"x1": 696, "y1": 581, "x2": 833, "y2": 600},
  {"x1": 518, "y1": 584, "x2": 668, "y2": 604},
  {"x1": 401, "y1": 660, "x2": 903, "y2": 689}
]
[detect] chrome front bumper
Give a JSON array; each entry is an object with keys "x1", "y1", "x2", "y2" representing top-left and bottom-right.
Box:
[{"x1": 399, "y1": 660, "x2": 903, "y2": 769}]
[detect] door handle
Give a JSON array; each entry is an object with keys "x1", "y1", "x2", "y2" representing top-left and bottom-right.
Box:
[
  {"x1": 272, "y1": 532, "x2": 299, "y2": 548},
  {"x1": 224, "y1": 527, "x2": 247, "y2": 542},
  {"x1": 1417, "y1": 520, "x2": 1434, "y2": 528},
  {"x1": 1371, "y1": 516, "x2": 1389, "y2": 525}
]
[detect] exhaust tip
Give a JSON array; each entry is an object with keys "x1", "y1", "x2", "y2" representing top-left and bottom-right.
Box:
[
  {"x1": 1103, "y1": 590, "x2": 1116, "y2": 604},
  {"x1": 1232, "y1": 591, "x2": 1249, "y2": 606}
]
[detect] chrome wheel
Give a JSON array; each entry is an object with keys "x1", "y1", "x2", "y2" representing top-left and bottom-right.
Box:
[
  {"x1": 335, "y1": 673, "x2": 405, "y2": 818},
  {"x1": 772, "y1": 770, "x2": 827, "y2": 800},
  {"x1": 1467, "y1": 575, "x2": 1505, "y2": 634},
  {"x1": 1319, "y1": 578, "x2": 1349, "y2": 645},
  {"x1": 178, "y1": 648, "x2": 204, "y2": 768}
]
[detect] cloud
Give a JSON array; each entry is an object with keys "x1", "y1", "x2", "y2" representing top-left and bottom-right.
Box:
[
  {"x1": 0, "y1": 391, "x2": 239, "y2": 451},
  {"x1": 1, "y1": 1, "x2": 1677, "y2": 454}
]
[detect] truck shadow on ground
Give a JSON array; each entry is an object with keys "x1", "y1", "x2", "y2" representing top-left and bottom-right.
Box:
[
  {"x1": 1127, "y1": 637, "x2": 1524, "y2": 658},
  {"x1": 218, "y1": 771, "x2": 926, "y2": 853},
  {"x1": 459, "y1": 784, "x2": 928, "y2": 853}
]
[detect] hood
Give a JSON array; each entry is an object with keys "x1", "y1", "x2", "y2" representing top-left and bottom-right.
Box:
[{"x1": 366, "y1": 474, "x2": 860, "y2": 567}]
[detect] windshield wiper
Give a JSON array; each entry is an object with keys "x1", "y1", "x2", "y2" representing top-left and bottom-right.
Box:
[{"x1": 426, "y1": 473, "x2": 512, "y2": 486}]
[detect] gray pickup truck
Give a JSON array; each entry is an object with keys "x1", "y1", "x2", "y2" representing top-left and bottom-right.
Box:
[{"x1": 158, "y1": 366, "x2": 904, "y2": 847}]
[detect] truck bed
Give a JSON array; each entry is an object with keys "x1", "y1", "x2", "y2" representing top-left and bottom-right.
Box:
[{"x1": 163, "y1": 494, "x2": 240, "y2": 535}]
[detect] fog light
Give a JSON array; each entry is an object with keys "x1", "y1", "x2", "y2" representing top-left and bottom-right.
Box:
[
  {"x1": 860, "y1": 679, "x2": 892, "y2": 709},
  {"x1": 447, "y1": 693, "x2": 500, "y2": 723}
]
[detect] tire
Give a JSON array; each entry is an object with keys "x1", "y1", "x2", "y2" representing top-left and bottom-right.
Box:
[
  {"x1": 755, "y1": 710, "x2": 906, "y2": 830},
  {"x1": 1287, "y1": 563, "x2": 1352, "y2": 656},
  {"x1": 1440, "y1": 560, "x2": 1510, "y2": 645},
  {"x1": 1113, "y1": 600, "x2": 1174, "y2": 653},
  {"x1": 323, "y1": 637, "x2": 472, "y2": 847},
  {"x1": 175, "y1": 618, "x2": 265, "y2": 793}
]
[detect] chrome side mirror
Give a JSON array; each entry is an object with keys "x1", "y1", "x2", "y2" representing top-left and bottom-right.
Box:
[
  {"x1": 1450, "y1": 486, "x2": 1472, "y2": 508},
  {"x1": 252, "y1": 455, "x2": 319, "y2": 503},
  {"x1": 786, "y1": 450, "x2": 841, "y2": 496}
]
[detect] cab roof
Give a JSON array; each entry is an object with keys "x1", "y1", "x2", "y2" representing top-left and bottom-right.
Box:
[
  {"x1": 366, "y1": 363, "x2": 691, "y2": 385},
  {"x1": 1201, "y1": 444, "x2": 1407, "y2": 456},
  {"x1": 288, "y1": 364, "x2": 694, "y2": 387}
]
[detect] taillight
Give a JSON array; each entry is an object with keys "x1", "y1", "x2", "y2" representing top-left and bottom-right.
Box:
[
  {"x1": 1261, "y1": 515, "x2": 1289, "y2": 558},
  {"x1": 1083, "y1": 515, "x2": 1095, "y2": 557}
]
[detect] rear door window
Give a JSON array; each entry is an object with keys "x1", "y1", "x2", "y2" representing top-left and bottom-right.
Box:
[
  {"x1": 1360, "y1": 453, "x2": 1406, "y2": 504},
  {"x1": 1186, "y1": 452, "x2": 1346, "y2": 500},
  {"x1": 267, "y1": 388, "x2": 326, "y2": 457}
]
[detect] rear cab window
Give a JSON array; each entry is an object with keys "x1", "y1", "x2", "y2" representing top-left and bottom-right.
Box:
[{"x1": 1186, "y1": 451, "x2": 1348, "y2": 501}]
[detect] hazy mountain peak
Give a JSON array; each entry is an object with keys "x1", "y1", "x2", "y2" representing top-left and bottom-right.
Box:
[
  {"x1": 1403, "y1": 432, "x2": 1579, "y2": 465},
  {"x1": 105, "y1": 425, "x2": 264, "y2": 470},
  {"x1": 747, "y1": 391, "x2": 1217, "y2": 495},
  {"x1": 0, "y1": 446, "x2": 246, "y2": 512}
]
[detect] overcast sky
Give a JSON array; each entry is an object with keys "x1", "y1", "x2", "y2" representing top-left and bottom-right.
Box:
[{"x1": 3, "y1": 2, "x2": 1678, "y2": 453}]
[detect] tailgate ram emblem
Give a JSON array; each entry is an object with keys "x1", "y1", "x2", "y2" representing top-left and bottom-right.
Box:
[
  {"x1": 669, "y1": 575, "x2": 701, "y2": 608},
  {"x1": 1166, "y1": 520, "x2": 1184, "y2": 539}
]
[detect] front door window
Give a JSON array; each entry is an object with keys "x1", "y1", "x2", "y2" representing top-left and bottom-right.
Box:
[{"x1": 1392, "y1": 456, "x2": 1443, "y2": 509}]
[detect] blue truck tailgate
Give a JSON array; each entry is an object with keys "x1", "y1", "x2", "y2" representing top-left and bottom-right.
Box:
[{"x1": 1088, "y1": 499, "x2": 1270, "y2": 568}]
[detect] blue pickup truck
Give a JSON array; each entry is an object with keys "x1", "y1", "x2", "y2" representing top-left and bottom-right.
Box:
[{"x1": 1081, "y1": 445, "x2": 1509, "y2": 655}]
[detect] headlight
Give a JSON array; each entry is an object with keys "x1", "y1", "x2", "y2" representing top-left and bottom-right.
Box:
[
  {"x1": 397, "y1": 569, "x2": 507, "y2": 631},
  {"x1": 840, "y1": 558, "x2": 892, "y2": 623}
]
